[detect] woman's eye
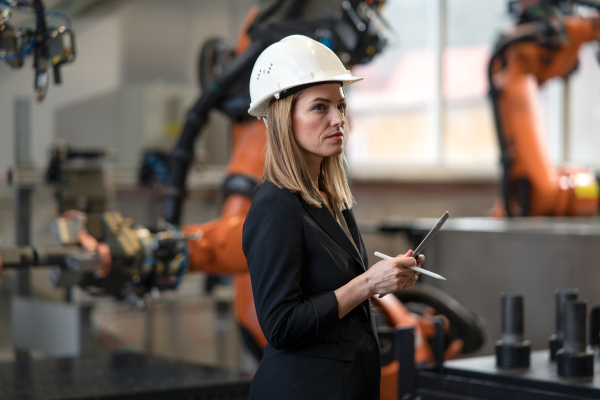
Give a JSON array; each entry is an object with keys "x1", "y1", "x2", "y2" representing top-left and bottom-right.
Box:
[
  {"x1": 313, "y1": 104, "x2": 325, "y2": 111},
  {"x1": 337, "y1": 103, "x2": 347, "y2": 112}
]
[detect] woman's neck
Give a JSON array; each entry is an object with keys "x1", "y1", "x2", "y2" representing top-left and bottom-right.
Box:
[{"x1": 304, "y1": 152, "x2": 323, "y2": 187}]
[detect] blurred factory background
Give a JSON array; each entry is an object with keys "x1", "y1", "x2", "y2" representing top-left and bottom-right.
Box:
[{"x1": 2, "y1": 0, "x2": 600, "y2": 399}]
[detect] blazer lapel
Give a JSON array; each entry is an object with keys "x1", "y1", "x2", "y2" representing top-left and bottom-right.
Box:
[
  {"x1": 300, "y1": 199, "x2": 365, "y2": 271},
  {"x1": 342, "y1": 208, "x2": 369, "y2": 267}
]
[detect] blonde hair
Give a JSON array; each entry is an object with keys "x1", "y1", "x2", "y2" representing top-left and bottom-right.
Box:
[{"x1": 263, "y1": 90, "x2": 354, "y2": 210}]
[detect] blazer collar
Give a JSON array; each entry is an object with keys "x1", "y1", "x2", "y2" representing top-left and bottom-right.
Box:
[{"x1": 300, "y1": 198, "x2": 366, "y2": 271}]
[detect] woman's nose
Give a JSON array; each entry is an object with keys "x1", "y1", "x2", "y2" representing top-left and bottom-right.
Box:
[{"x1": 330, "y1": 108, "x2": 344, "y2": 127}]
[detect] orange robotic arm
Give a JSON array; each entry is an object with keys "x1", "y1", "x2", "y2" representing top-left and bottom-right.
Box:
[
  {"x1": 182, "y1": 120, "x2": 265, "y2": 275},
  {"x1": 181, "y1": 118, "x2": 268, "y2": 351},
  {"x1": 490, "y1": 13, "x2": 600, "y2": 216},
  {"x1": 178, "y1": 5, "x2": 262, "y2": 276},
  {"x1": 178, "y1": 5, "x2": 268, "y2": 350}
]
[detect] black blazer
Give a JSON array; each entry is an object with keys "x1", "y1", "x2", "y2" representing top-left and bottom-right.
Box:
[{"x1": 242, "y1": 180, "x2": 380, "y2": 400}]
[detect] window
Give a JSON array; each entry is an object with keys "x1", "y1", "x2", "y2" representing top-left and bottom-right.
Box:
[{"x1": 347, "y1": 0, "x2": 511, "y2": 177}]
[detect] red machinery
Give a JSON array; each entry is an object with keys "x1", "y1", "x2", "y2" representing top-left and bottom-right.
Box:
[{"x1": 489, "y1": 0, "x2": 600, "y2": 217}]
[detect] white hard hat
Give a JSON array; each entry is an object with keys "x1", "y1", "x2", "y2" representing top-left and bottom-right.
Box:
[{"x1": 248, "y1": 35, "x2": 363, "y2": 118}]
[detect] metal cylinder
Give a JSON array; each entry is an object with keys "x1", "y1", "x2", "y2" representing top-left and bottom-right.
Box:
[
  {"x1": 590, "y1": 306, "x2": 600, "y2": 348},
  {"x1": 550, "y1": 288, "x2": 579, "y2": 361},
  {"x1": 501, "y1": 293, "x2": 524, "y2": 344},
  {"x1": 563, "y1": 300, "x2": 587, "y2": 354},
  {"x1": 36, "y1": 247, "x2": 74, "y2": 268},
  {"x1": 555, "y1": 288, "x2": 579, "y2": 340},
  {"x1": 496, "y1": 293, "x2": 530, "y2": 369},
  {"x1": 0, "y1": 247, "x2": 37, "y2": 268},
  {"x1": 557, "y1": 300, "x2": 594, "y2": 379}
]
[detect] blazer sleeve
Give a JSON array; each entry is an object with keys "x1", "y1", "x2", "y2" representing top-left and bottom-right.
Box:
[{"x1": 242, "y1": 191, "x2": 339, "y2": 350}]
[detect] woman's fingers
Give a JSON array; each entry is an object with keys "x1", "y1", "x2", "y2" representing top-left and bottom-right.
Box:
[
  {"x1": 403, "y1": 272, "x2": 418, "y2": 289},
  {"x1": 401, "y1": 249, "x2": 425, "y2": 266},
  {"x1": 394, "y1": 255, "x2": 417, "y2": 268},
  {"x1": 371, "y1": 253, "x2": 423, "y2": 295}
]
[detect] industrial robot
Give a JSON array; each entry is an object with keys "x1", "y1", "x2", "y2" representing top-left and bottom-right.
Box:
[
  {"x1": 489, "y1": 0, "x2": 600, "y2": 217},
  {"x1": 0, "y1": 0, "x2": 76, "y2": 101}
]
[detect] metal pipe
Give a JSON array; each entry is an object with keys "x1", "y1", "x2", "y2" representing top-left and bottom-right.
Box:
[{"x1": 14, "y1": 98, "x2": 33, "y2": 297}]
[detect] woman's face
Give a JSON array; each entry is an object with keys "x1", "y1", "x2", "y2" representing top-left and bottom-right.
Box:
[{"x1": 292, "y1": 83, "x2": 347, "y2": 165}]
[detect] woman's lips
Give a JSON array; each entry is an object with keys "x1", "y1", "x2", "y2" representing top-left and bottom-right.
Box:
[{"x1": 326, "y1": 132, "x2": 343, "y2": 140}]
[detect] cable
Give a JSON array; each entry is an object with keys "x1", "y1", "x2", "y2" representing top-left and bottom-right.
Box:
[
  {"x1": 44, "y1": 11, "x2": 71, "y2": 29},
  {"x1": 0, "y1": 30, "x2": 36, "y2": 61},
  {"x1": 144, "y1": 153, "x2": 172, "y2": 184},
  {"x1": 1, "y1": 1, "x2": 72, "y2": 62}
]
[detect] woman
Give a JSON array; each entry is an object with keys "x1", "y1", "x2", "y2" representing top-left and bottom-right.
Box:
[{"x1": 242, "y1": 35, "x2": 423, "y2": 400}]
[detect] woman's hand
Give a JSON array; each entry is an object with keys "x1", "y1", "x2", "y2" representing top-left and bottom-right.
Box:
[
  {"x1": 366, "y1": 250, "x2": 422, "y2": 297},
  {"x1": 334, "y1": 250, "x2": 424, "y2": 318}
]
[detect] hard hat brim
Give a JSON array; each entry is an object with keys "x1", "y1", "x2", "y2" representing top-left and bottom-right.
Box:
[{"x1": 248, "y1": 74, "x2": 363, "y2": 118}]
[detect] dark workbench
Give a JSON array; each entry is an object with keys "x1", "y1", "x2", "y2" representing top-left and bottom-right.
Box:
[
  {"x1": 415, "y1": 350, "x2": 600, "y2": 400},
  {"x1": 0, "y1": 352, "x2": 251, "y2": 400}
]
